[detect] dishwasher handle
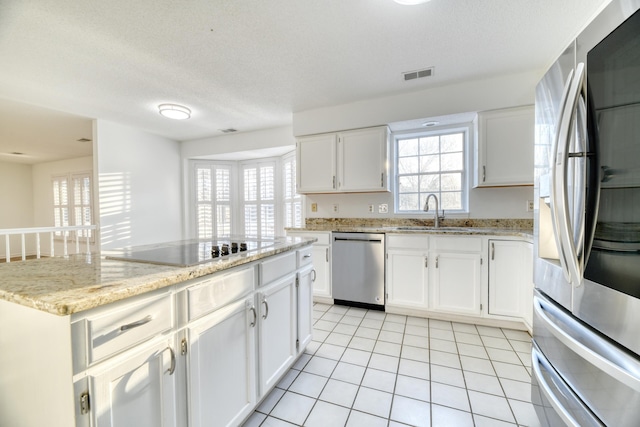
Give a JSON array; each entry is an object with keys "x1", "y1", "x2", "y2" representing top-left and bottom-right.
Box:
[{"x1": 334, "y1": 237, "x2": 383, "y2": 243}]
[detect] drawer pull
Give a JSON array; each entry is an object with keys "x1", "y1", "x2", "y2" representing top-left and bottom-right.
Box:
[
  {"x1": 312, "y1": 269, "x2": 317, "y2": 282},
  {"x1": 262, "y1": 298, "x2": 269, "y2": 320},
  {"x1": 119, "y1": 315, "x2": 153, "y2": 332},
  {"x1": 166, "y1": 346, "x2": 176, "y2": 375},
  {"x1": 303, "y1": 254, "x2": 312, "y2": 259},
  {"x1": 249, "y1": 306, "x2": 257, "y2": 327}
]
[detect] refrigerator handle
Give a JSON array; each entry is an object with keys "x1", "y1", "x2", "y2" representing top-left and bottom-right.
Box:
[
  {"x1": 552, "y1": 62, "x2": 585, "y2": 286},
  {"x1": 534, "y1": 295, "x2": 640, "y2": 392}
]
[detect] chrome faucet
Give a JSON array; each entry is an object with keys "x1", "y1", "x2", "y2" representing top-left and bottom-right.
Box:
[{"x1": 423, "y1": 194, "x2": 444, "y2": 228}]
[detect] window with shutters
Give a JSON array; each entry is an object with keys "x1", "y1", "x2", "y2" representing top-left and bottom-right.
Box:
[
  {"x1": 241, "y1": 160, "x2": 277, "y2": 238},
  {"x1": 52, "y1": 172, "x2": 93, "y2": 237},
  {"x1": 194, "y1": 162, "x2": 234, "y2": 239},
  {"x1": 395, "y1": 126, "x2": 469, "y2": 213},
  {"x1": 283, "y1": 150, "x2": 302, "y2": 228}
]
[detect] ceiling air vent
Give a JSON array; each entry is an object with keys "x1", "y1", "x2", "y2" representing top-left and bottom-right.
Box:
[
  {"x1": 219, "y1": 128, "x2": 237, "y2": 133},
  {"x1": 402, "y1": 67, "x2": 434, "y2": 81}
]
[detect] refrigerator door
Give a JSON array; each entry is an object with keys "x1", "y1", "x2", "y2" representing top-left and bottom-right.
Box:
[{"x1": 534, "y1": 42, "x2": 577, "y2": 310}]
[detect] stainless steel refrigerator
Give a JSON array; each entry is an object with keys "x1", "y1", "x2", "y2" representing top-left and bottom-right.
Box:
[{"x1": 533, "y1": 0, "x2": 640, "y2": 425}]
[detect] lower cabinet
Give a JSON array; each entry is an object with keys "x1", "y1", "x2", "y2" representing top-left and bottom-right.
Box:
[
  {"x1": 257, "y1": 273, "x2": 297, "y2": 396},
  {"x1": 88, "y1": 336, "x2": 179, "y2": 427},
  {"x1": 186, "y1": 297, "x2": 256, "y2": 427},
  {"x1": 432, "y1": 251, "x2": 482, "y2": 316},
  {"x1": 296, "y1": 264, "x2": 314, "y2": 352},
  {"x1": 286, "y1": 231, "x2": 331, "y2": 299},
  {"x1": 386, "y1": 250, "x2": 429, "y2": 310}
]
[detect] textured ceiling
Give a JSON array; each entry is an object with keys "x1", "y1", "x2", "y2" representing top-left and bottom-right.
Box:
[{"x1": 0, "y1": 0, "x2": 610, "y2": 163}]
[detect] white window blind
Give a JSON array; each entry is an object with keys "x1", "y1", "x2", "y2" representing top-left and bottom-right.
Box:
[
  {"x1": 282, "y1": 151, "x2": 302, "y2": 228},
  {"x1": 53, "y1": 172, "x2": 93, "y2": 237},
  {"x1": 195, "y1": 163, "x2": 233, "y2": 238},
  {"x1": 241, "y1": 161, "x2": 276, "y2": 238}
]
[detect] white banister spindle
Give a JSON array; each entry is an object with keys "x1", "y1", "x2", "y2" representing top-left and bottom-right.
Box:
[
  {"x1": 86, "y1": 234, "x2": 91, "y2": 254},
  {"x1": 5, "y1": 235, "x2": 9, "y2": 263},
  {"x1": 36, "y1": 233, "x2": 41, "y2": 259},
  {"x1": 75, "y1": 230, "x2": 80, "y2": 254},
  {"x1": 21, "y1": 234, "x2": 26, "y2": 261},
  {"x1": 50, "y1": 232, "x2": 54, "y2": 257},
  {"x1": 63, "y1": 230, "x2": 68, "y2": 256}
]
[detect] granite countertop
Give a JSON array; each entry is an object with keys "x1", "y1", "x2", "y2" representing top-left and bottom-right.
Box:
[
  {"x1": 0, "y1": 237, "x2": 314, "y2": 316},
  {"x1": 286, "y1": 218, "x2": 533, "y2": 239}
]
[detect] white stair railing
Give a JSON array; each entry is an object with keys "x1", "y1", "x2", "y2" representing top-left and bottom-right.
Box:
[{"x1": 0, "y1": 225, "x2": 97, "y2": 263}]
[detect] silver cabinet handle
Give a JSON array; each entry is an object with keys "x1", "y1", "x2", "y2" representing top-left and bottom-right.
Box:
[
  {"x1": 424, "y1": 257, "x2": 428, "y2": 268},
  {"x1": 435, "y1": 256, "x2": 439, "y2": 268},
  {"x1": 381, "y1": 172, "x2": 384, "y2": 187},
  {"x1": 120, "y1": 315, "x2": 152, "y2": 332},
  {"x1": 311, "y1": 269, "x2": 317, "y2": 282},
  {"x1": 166, "y1": 346, "x2": 176, "y2": 375},
  {"x1": 249, "y1": 306, "x2": 257, "y2": 327},
  {"x1": 303, "y1": 254, "x2": 312, "y2": 259},
  {"x1": 262, "y1": 298, "x2": 269, "y2": 320},
  {"x1": 491, "y1": 242, "x2": 495, "y2": 260},
  {"x1": 326, "y1": 248, "x2": 329, "y2": 262},
  {"x1": 332, "y1": 176, "x2": 336, "y2": 189},
  {"x1": 482, "y1": 165, "x2": 486, "y2": 182}
]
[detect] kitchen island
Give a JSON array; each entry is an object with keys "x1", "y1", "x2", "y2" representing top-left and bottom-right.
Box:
[{"x1": 0, "y1": 236, "x2": 315, "y2": 427}]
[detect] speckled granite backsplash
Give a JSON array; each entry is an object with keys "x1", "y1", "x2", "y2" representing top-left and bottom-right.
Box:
[{"x1": 304, "y1": 217, "x2": 533, "y2": 230}]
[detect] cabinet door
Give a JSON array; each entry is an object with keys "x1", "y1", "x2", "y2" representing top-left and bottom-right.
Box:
[
  {"x1": 89, "y1": 338, "x2": 178, "y2": 427},
  {"x1": 186, "y1": 298, "x2": 256, "y2": 427},
  {"x1": 258, "y1": 273, "x2": 297, "y2": 396},
  {"x1": 432, "y1": 252, "x2": 482, "y2": 316},
  {"x1": 296, "y1": 133, "x2": 337, "y2": 193},
  {"x1": 522, "y1": 242, "x2": 534, "y2": 330},
  {"x1": 386, "y1": 250, "x2": 429, "y2": 310},
  {"x1": 297, "y1": 265, "x2": 314, "y2": 353},
  {"x1": 475, "y1": 105, "x2": 534, "y2": 187},
  {"x1": 311, "y1": 245, "x2": 331, "y2": 298},
  {"x1": 488, "y1": 240, "x2": 527, "y2": 318},
  {"x1": 338, "y1": 127, "x2": 389, "y2": 192}
]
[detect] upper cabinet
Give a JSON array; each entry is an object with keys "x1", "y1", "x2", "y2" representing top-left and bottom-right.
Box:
[
  {"x1": 296, "y1": 126, "x2": 390, "y2": 193},
  {"x1": 474, "y1": 105, "x2": 534, "y2": 187}
]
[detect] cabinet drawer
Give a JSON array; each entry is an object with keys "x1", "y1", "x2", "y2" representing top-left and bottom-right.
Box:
[
  {"x1": 387, "y1": 234, "x2": 429, "y2": 250},
  {"x1": 187, "y1": 266, "x2": 255, "y2": 321},
  {"x1": 287, "y1": 232, "x2": 331, "y2": 245},
  {"x1": 260, "y1": 252, "x2": 296, "y2": 285},
  {"x1": 432, "y1": 236, "x2": 482, "y2": 252},
  {"x1": 86, "y1": 293, "x2": 173, "y2": 365},
  {"x1": 297, "y1": 246, "x2": 314, "y2": 268}
]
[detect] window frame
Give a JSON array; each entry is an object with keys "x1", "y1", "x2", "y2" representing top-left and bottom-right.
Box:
[
  {"x1": 393, "y1": 124, "x2": 472, "y2": 215},
  {"x1": 190, "y1": 160, "x2": 237, "y2": 239},
  {"x1": 282, "y1": 150, "x2": 302, "y2": 229},
  {"x1": 239, "y1": 157, "x2": 280, "y2": 238},
  {"x1": 52, "y1": 171, "x2": 94, "y2": 239}
]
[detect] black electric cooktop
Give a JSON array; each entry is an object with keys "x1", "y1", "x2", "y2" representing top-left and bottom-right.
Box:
[{"x1": 106, "y1": 238, "x2": 276, "y2": 267}]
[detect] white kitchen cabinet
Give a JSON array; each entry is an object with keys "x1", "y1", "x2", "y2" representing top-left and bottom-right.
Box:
[
  {"x1": 88, "y1": 337, "x2": 178, "y2": 427},
  {"x1": 474, "y1": 105, "x2": 534, "y2": 187},
  {"x1": 522, "y1": 242, "x2": 534, "y2": 330},
  {"x1": 488, "y1": 240, "x2": 528, "y2": 319},
  {"x1": 296, "y1": 264, "x2": 314, "y2": 353},
  {"x1": 257, "y1": 273, "x2": 297, "y2": 396},
  {"x1": 186, "y1": 297, "x2": 256, "y2": 427},
  {"x1": 296, "y1": 126, "x2": 389, "y2": 193},
  {"x1": 430, "y1": 236, "x2": 482, "y2": 316},
  {"x1": 286, "y1": 231, "x2": 332, "y2": 300},
  {"x1": 296, "y1": 133, "x2": 337, "y2": 192},
  {"x1": 386, "y1": 234, "x2": 429, "y2": 310}
]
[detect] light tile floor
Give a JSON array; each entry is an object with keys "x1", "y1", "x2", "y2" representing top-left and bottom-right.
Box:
[{"x1": 243, "y1": 303, "x2": 541, "y2": 427}]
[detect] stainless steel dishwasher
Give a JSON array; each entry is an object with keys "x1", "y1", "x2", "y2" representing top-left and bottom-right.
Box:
[{"x1": 332, "y1": 232, "x2": 385, "y2": 309}]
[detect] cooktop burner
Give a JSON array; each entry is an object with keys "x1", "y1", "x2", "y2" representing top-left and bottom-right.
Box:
[{"x1": 106, "y1": 238, "x2": 276, "y2": 267}]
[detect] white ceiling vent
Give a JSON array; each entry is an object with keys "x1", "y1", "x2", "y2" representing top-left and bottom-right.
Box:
[{"x1": 402, "y1": 67, "x2": 434, "y2": 81}]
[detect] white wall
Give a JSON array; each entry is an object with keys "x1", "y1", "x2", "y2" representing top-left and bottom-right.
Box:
[
  {"x1": 293, "y1": 70, "x2": 540, "y2": 136},
  {"x1": 94, "y1": 120, "x2": 182, "y2": 249},
  {"x1": 0, "y1": 161, "x2": 34, "y2": 258},
  {"x1": 294, "y1": 70, "x2": 538, "y2": 219}
]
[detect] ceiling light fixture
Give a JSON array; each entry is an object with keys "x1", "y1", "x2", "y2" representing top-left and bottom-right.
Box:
[
  {"x1": 158, "y1": 104, "x2": 191, "y2": 120},
  {"x1": 422, "y1": 121, "x2": 439, "y2": 127},
  {"x1": 393, "y1": 0, "x2": 431, "y2": 5}
]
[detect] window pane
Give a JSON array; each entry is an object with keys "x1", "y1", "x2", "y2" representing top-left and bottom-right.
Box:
[
  {"x1": 398, "y1": 139, "x2": 419, "y2": 157},
  {"x1": 244, "y1": 168, "x2": 257, "y2": 201},
  {"x1": 398, "y1": 175, "x2": 418, "y2": 193},
  {"x1": 441, "y1": 133, "x2": 463, "y2": 152},
  {"x1": 261, "y1": 204, "x2": 275, "y2": 237},
  {"x1": 60, "y1": 180, "x2": 68, "y2": 205},
  {"x1": 197, "y1": 168, "x2": 212, "y2": 202},
  {"x1": 441, "y1": 152, "x2": 463, "y2": 171},
  {"x1": 441, "y1": 173, "x2": 462, "y2": 191},
  {"x1": 420, "y1": 155, "x2": 440, "y2": 173},
  {"x1": 420, "y1": 136, "x2": 440, "y2": 155},
  {"x1": 398, "y1": 157, "x2": 419, "y2": 174},
  {"x1": 441, "y1": 192, "x2": 462, "y2": 210},
  {"x1": 197, "y1": 205, "x2": 212, "y2": 239},
  {"x1": 216, "y1": 205, "x2": 231, "y2": 236},
  {"x1": 216, "y1": 169, "x2": 230, "y2": 202},
  {"x1": 294, "y1": 202, "x2": 302, "y2": 228},
  {"x1": 420, "y1": 174, "x2": 440, "y2": 192},
  {"x1": 260, "y1": 166, "x2": 274, "y2": 200},
  {"x1": 244, "y1": 205, "x2": 258, "y2": 237},
  {"x1": 399, "y1": 193, "x2": 419, "y2": 211}
]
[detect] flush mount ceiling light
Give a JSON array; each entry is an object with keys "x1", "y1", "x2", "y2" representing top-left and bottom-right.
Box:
[
  {"x1": 422, "y1": 121, "x2": 439, "y2": 127},
  {"x1": 393, "y1": 0, "x2": 431, "y2": 5},
  {"x1": 158, "y1": 104, "x2": 191, "y2": 120}
]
